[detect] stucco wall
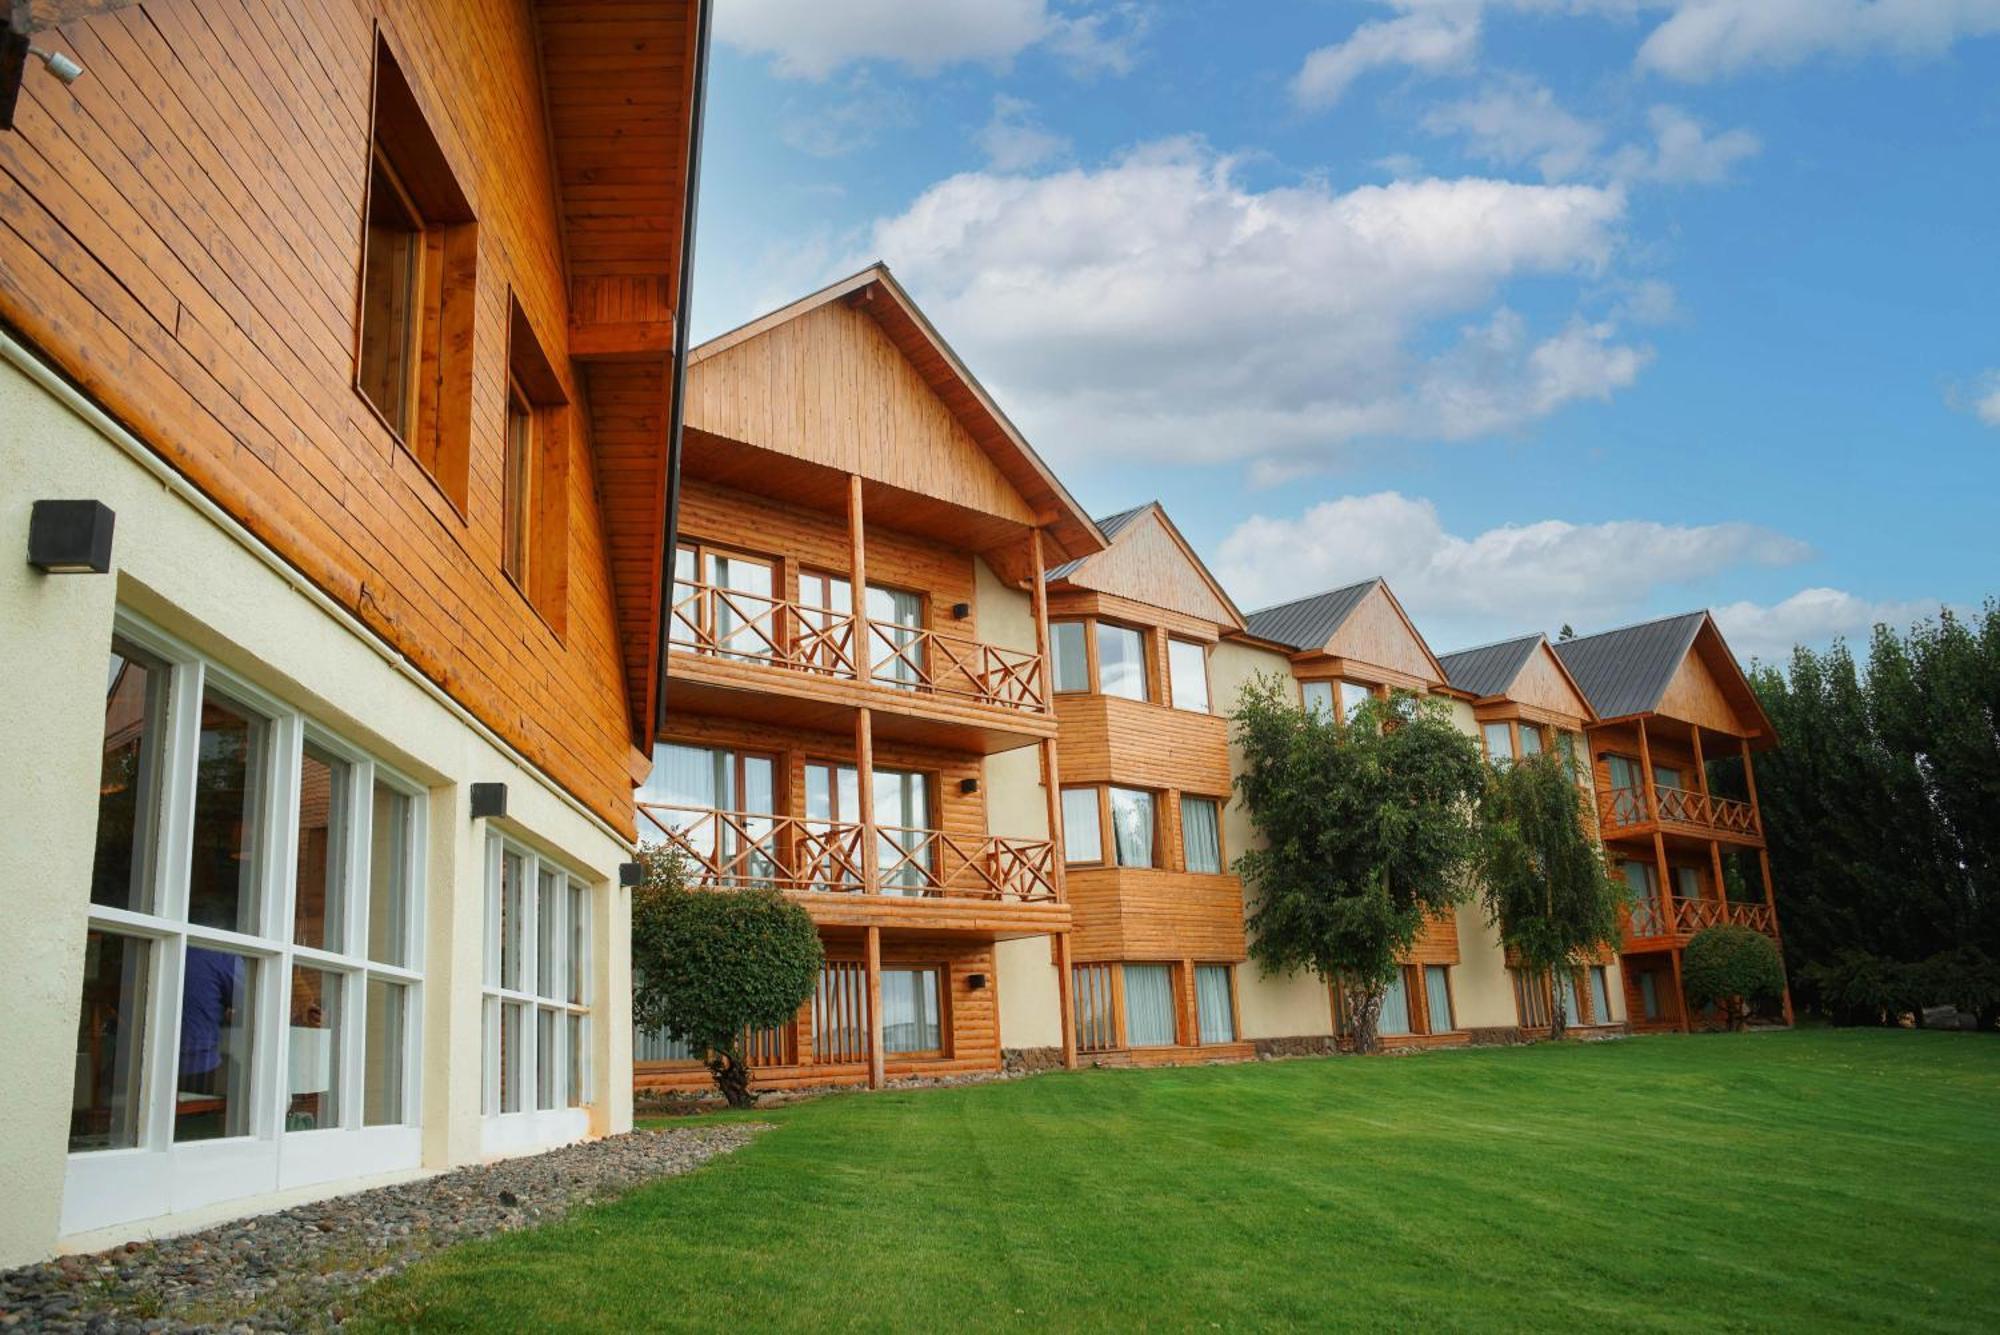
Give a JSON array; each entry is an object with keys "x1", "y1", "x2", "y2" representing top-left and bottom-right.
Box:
[{"x1": 0, "y1": 347, "x2": 632, "y2": 1266}]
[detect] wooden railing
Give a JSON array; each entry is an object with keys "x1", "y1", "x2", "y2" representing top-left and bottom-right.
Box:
[
  {"x1": 1072, "y1": 962, "x2": 1119, "y2": 1053},
  {"x1": 667, "y1": 578, "x2": 1048, "y2": 711},
  {"x1": 1621, "y1": 896, "x2": 1777, "y2": 941},
  {"x1": 1601, "y1": 783, "x2": 1760, "y2": 838},
  {"x1": 639, "y1": 803, "x2": 1060, "y2": 904}
]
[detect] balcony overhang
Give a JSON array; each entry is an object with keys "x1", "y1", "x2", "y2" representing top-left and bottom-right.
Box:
[{"x1": 806, "y1": 898, "x2": 1071, "y2": 941}]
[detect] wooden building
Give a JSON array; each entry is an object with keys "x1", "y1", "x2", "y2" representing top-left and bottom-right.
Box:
[
  {"x1": 631, "y1": 265, "x2": 1105, "y2": 1094},
  {"x1": 1554, "y1": 613, "x2": 1791, "y2": 1031},
  {"x1": 0, "y1": 0, "x2": 708, "y2": 1265}
]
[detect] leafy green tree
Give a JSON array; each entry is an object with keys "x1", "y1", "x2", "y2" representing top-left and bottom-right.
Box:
[
  {"x1": 1476, "y1": 751, "x2": 1624, "y2": 1039},
  {"x1": 1682, "y1": 925, "x2": 1787, "y2": 1030},
  {"x1": 631, "y1": 847, "x2": 822, "y2": 1106},
  {"x1": 1232, "y1": 676, "x2": 1485, "y2": 1053}
]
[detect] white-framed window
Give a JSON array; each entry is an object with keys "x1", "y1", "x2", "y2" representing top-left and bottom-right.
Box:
[
  {"x1": 481, "y1": 835, "x2": 594, "y2": 1146},
  {"x1": 65, "y1": 613, "x2": 426, "y2": 1237}
]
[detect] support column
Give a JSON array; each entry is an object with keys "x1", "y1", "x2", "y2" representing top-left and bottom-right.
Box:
[
  {"x1": 1054, "y1": 931, "x2": 1078, "y2": 1070},
  {"x1": 1670, "y1": 948, "x2": 1690, "y2": 1033},
  {"x1": 1741, "y1": 739, "x2": 1794, "y2": 1024},
  {"x1": 1692, "y1": 728, "x2": 1725, "y2": 904},
  {"x1": 855, "y1": 707, "x2": 878, "y2": 893},
  {"x1": 865, "y1": 925, "x2": 884, "y2": 1090},
  {"x1": 1637, "y1": 718, "x2": 1675, "y2": 942},
  {"x1": 1030, "y1": 526, "x2": 1077, "y2": 1069}
]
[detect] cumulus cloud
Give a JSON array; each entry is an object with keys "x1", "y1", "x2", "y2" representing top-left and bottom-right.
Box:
[
  {"x1": 716, "y1": 0, "x2": 1144, "y2": 79},
  {"x1": 859, "y1": 139, "x2": 1641, "y2": 473},
  {"x1": 1948, "y1": 369, "x2": 2000, "y2": 427},
  {"x1": 1213, "y1": 491, "x2": 1810, "y2": 646},
  {"x1": 1292, "y1": 10, "x2": 1482, "y2": 109},
  {"x1": 976, "y1": 96, "x2": 1069, "y2": 171},
  {"x1": 1712, "y1": 588, "x2": 1946, "y2": 664},
  {"x1": 1422, "y1": 77, "x2": 1606, "y2": 181},
  {"x1": 1637, "y1": 0, "x2": 2000, "y2": 82},
  {"x1": 1607, "y1": 105, "x2": 1760, "y2": 184}
]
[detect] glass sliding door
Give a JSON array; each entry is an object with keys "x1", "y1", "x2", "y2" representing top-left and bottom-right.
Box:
[
  {"x1": 706, "y1": 551, "x2": 775, "y2": 663},
  {"x1": 1623, "y1": 860, "x2": 1664, "y2": 935},
  {"x1": 867, "y1": 585, "x2": 925, "y2": 689},
  {"x1": 803, "y1": 761, "x2": 863, "y2": 891},
  {"x1": 1607, "y1": 755, "x2": 1645, "y2": 822},
  {"x1": 805, "y1": 763, "x2": 933, "y2": 894},
  {"x1": 642, "y1": 744, "x2": 776, "y2": 885},
  {"x1": 797, "y1": 570, "x2": 854, "y2": 677}
]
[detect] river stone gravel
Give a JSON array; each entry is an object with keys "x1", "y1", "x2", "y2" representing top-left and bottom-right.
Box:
[{"x1": 0, "y1": 1124, "x2": 765, "y2": 1333}]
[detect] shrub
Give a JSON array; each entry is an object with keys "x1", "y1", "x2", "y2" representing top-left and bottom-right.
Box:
[
  {"x1": 630, "y1": 846, "x2": 822, "y2": 1106},
  {"x1": 1682, "y1": 925, "x2": 1787, "y2": 1030}
]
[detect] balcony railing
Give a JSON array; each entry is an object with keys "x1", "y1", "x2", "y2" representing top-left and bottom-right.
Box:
[
  {"x1": 667, "y1": 579, "x2": 1048, "y2": 712},
  {"x1": 638, "y1": 802, "x2": 1060, "y2": 904},
  {"x1": 1621, "y1": 896, "x2": 1776, "y2": 941},
  {"x1": 1601, "y1": 783, "x2": 1760, "y2": 838}
]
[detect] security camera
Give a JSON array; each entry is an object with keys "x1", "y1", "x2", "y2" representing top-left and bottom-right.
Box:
[{"x1": 30, "y1": 47, "x2": 85, "y2": 87}]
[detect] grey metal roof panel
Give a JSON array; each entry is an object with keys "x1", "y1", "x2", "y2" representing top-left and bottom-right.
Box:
[
  {"x1": 1045, "y1": 503, "x2": 1153, "y2": 583},
  {"x1": 1552, "y1": 612, "x2": 1707, "y2": 719},
  {"x1": 1242, "y1": 579, "x2": 1380, "y2": 651},
  {"x1": 1437, "y1": 633, "x2": 1543, "y2": 699}
]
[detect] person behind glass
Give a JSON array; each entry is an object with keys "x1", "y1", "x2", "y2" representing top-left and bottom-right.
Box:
[{"x1": 179, "y1": 945, "x2": 245, "y2": 1135}]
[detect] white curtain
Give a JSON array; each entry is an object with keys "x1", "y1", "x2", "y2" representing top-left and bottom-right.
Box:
[
  {"x1": 1109, "y1": 787, "x2": 1155, "y2": 868},
  {"x1": 1589, "y1": 966, "x2": 1612, "y2": 1024},
  {"x1": 1123, "y1": 965, "x2": 1176, "y2": 1046},
  {"x1": 1302, "y1": 681, "x2": 1334, "y2": 718},
  {"x1": 1378, "y1": 970, "x2": 1412, "y2": 1036},
  {"x1": 876, "y1": 769, "x2": 931, "y2": 894},
  {"x1": 1180, "y1": 796, "x2": 1221, "y2": 874},
  {"x1": 1061, "y1": 788, "x2": 1102, "y2": 863},
  {"x1": 1555, "y1": 970, "x2": 1580, "y2": 1024},
  {"x1": 879, "y1": 969, "x2": 940, "y2": 1054},
  {"x1": 1051, "y1": 622, "x2": 1089, "y2": 693},
  {"x1": 1096, "y1": 623, "x2": 1147, "y2": 700},
  {"x1": 1424, "y1": 965, "x2": 1453, "y2": 1033},
  {"x1": 1195, "y1": 966, "x2": 1234, "y2": 1044},
  {"x1": 634, "y1": 1024, "x2": 695, "y2": 1062},
  {"x1": 868, "y1": 585, "x2": 923, "y2": 687}
]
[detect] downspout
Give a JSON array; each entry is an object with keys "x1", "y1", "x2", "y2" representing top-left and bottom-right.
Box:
[{"x1": 652, "y1": 0, "x2": 715, "y2": 739}]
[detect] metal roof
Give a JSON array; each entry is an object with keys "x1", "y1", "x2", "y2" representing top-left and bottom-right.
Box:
[
  {"x1": 1242, "y1": 579, "x2": 1381, "y2": 651},
  {"x1": 1552, "y1": 612, "x2": 1708, "y2": 720},
  {"x1": 1046, "y1": 503, "x2": 1153, "y2": 582},
  {"x1": 1437, "y1": 633, "x2": 1543, "y2": 699}
]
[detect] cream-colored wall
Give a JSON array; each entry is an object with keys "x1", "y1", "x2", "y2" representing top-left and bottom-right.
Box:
[
  {"x1": 1452, "y1": 908, "x2": 1517, "y2": 1029},
  {"x1": 0, "y1": 348, "x2": 631, "y2": 1266},
  {"x1": 974, "y1": 555, "x2": 1037, "y2": 654}
]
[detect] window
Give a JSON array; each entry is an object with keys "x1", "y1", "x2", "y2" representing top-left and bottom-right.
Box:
[
  {"x1": 355, "y1": 37, "x2": 476, "y2": 510},
  {"x1": 1588, "y1": 965, "x2": 1613, "y2": 1025},
  {"x1": 813, "y1": 961, "x2": 870, "y2": 1063},
  {"x1": 1557, "y1": 730, "x2": 1582, "y2": 782},
  {"x1": 1379, "y1": 968, "x2": 1413, "y2": 1036},
  {"x1": 1302, "y1": 680, "x2": 1333, "y2": 718},
  {"x1": 641, "y1": 743, "x2": 778, "y2": 884},
  {"x1": 1096, "y1": 622, "x2": 1148, "y2": 701},
  {"x1": 1180, "y1": 796, "x2": 1222, "y2": 874},
  {"x1": 1511, "y1": 968, "x2": 1551, "y2": 1027},
  {"x1": 1674, "y1": 866, "x2": 1703, "y2": 902},
  {"x1": 1050, "y1": 621, "x2": 1089, "y2": 693},
  {"x1": 66, "y1": 617, "x2": 426, "y2": 1233},
  {"x1": 880, "y1": 968, "x2": 942, "y2": 1055},
  {"x1": 1424, "y1": 965, "x2": 1454, "y2": 1033},
  {"x1": 1108, "y1": 787, "x2": 1156, "y2": 868},
  {"x1": 1554, "y1": 969, "x2": 1581, "y2": 1026},
  {"x1": 1195, "y1": 965, "x2": 1235, "y2": 1044},
  {"x1": 500, "y1": 300, "x2": 572, "y2": 631},
  {"x1": 483, "y1": 837, "x2": 593, "y2": 1122},
  {"x1": 1519, "y1": 724, "x2": 1543, "y2": 758},
  {"x1": 1607, "y1": 754, "x2": 1645, "y2": 822},
  {"x1": 1639, "y1": 971, "x2": 1661, "y2": 1020},
  {"x1": 1123, "y1": 965, "x2": 1177, "y2": 1046},
  {"x1": 671, "y1": 543, "x2": 777, "y2": 662},
  {"x1": 1483, "y1": 721, "x2": 1515, "y2": 767},
  {"x1": 1304, "y1": 680, "x2": 1376, "y2": 723},
  {"x1": 1623, "y1": 861, "x2": 1667, "y2": 935},
  {"x1": 866, "y1": 585, "x2": 925, "y2": 689},
  {"x1": 1339, "y1": 680, "x2": 1375, "y2": 722},
  {"x1": 1060, "y1": 787, "x2": 1102, "y2": 864},
  {"x1": 503, "y1": 383, "x2": 531, "y2": 584},
  {"x1": 1168, "y1": 638, "x2": 1209, "y2": 712}
]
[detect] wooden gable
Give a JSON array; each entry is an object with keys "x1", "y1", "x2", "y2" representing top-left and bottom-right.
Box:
[
  {"x1": 1058, "y1": 507, "x2": 1243, "y2": 630},
  {"x1": 1323, "y1": 583, "x2": 1446, "y2": 687},
  {"x1": 1656, "y1": 623, "x2": 1769, "y2": 740},
  {"x1": 1509, "y1": 641, "x2": 1594, "y2": 723}
]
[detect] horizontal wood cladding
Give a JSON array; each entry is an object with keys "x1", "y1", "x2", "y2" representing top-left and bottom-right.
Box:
[
  {"x1": 1403, "y1": 909, "x2": 1463, "y2": 966},
  {"x1": 1053, "y1": 695, "x2": 1233, "y2": 794},
  {"x1": 0, "y1": 0, "x2": 673, "y2": 830},
  {"x1": 1067, "y1": 868, "x2": 1247, "y2": 961},
  {"x1": 1055, "y1": 509, "x2": 1241, "y2": 630}
]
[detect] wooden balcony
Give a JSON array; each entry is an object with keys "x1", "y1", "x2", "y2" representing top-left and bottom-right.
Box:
[
  {"x1": 664, "y1": 579, "x2": 1056, "y2": 753},
  {"x1": 1621, "y1": 895, "x2": 1778, "y2": 948},
  {"x1": 1599, "y1": 782, "x2": 1762, "y2": 845},
  {"x1": 637, "y1": 802, "x2": 1068, "y2": 938}
]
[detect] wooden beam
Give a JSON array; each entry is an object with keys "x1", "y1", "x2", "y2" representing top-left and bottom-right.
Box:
[
  {"x1": 848, "y1": 473, "x2": 870, "y2": 681},
  {"x1": 1054, "y1": 931, "x2": 1078, "y2": 1070},
  {"x1": 855, "y1": 706, "x2": 878, "y2": 893},
  {"x1": 568, "y1": 321, "x2": 675, "y2": 361},
  {"x1": 865, "y1": 925, "x2": 884, "y2": 1090}
]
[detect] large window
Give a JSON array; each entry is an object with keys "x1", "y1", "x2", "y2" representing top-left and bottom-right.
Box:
[
  {"x1": 1195, "y1": 965, "x2": 1235, "y2": 1044},
  {"x1": 483, "y1": 838, "x2": 593, "y2": 1129},
  {"x1": 1378, "y1": 968, "x2": 1413, "y2": 1036},
  {"x1": 1060, "y1": 787, "x2": 1103, "y2": 865},
  {"x1": 1180, "y1": 796, "x2": 1222, "y2": 874},
  {"x1": 1096, "y1": 623, "x2": 1148, "y2": 701},
  {"x1": 1050, "y1": 621, "x2": 1090, "y2": 693},
  {"x1": 641, "y1": 743, "x2": 777, "y2": 886},
  {"x1": 880, "y1": 968, "x2": 943, "y2": 1055},
  {"x1": 1424, "y1": 965, "x2": 1455, "y2": 1033},
  {"x1": 1108, "y1": 787, "x2": 1157, "y2": 869},
  {"x1": 1122, "y1": 965, "x2": 1177, "y2": 1047},
  {"x1": 1483, "y1": 721, "x2": 1514, "y2": 767},
  {"x1": 501, "y1": 298, "x2": 570, "y2": 629},
  {"x1": 67, "y1": 619, "x2": 425, "y2": 1235},
  {"x1": 1588, "y1": 965, "x2": 1613, "y2": 1025},
  {"x1": 1304, "y1": 679, "x2": 1376, "y2": 722},
  {"x1": 1168, "y1": 638, "x2": 1209, "y2": 713},
  {"x1": 1511, "y1": 968, "x2": 1551, "y2": 1028}
]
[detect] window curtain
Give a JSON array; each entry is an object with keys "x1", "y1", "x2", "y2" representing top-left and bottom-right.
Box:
[
  {"x1": 1168, "y1": 639, "x2": 1209, "y2": 712},
  {"x1": 1554, "y1": 970, "x2": 1581, "y2": 1024},
  {"x1": 1195, "y1": 966, "x2": 1235, "y2": 1044},
  {"x1": 1608, "y1": 755, "x2": 1644, "y2": 821},
  {"x1": 1051, "y1": 622, "x2": 1089, "y2": 693},
  {"x1": 1180, "y1": 796, "x2": 1221, "y2": 873},
  {"x1": 876, "y1": 770, "x2": 932, "y2": 895},
  {"x1": 1589, "y1": 966, "x2": 1613, "y2": 1024},
  {"x1": 1483, "y1": 722, "x2": 1514, "y2": 766},
  {"x1": 1096, "y1": 624, "x2": 1147, "y2": 700},
  {"x1": 1060, "y1": 788, "x2": 1102, "y2": 863},
  {"x1": 1123, "y1": 965, "x2": 1176, "y2": 1046},
  {"x1": 1424, "y1": 965, "x2": 1453, "y2": 1033},
  {"x1": 1639, "y1": 971, "x2": 1660, "y2": 1020},
  {"x1": 708, "y1": 554, "x2": 773, "y2": 661},
  {"x1": 1302, "y1": 681, "x2": 1334, "y2": 718},
  {"x1": 634, "y1": 1024, "x2": 695, "y2": 1063},
  {"x1": 1339, "y1": 681, "x2": 1374, "y2": 722},
  {"x1": 1378, "y1": 970, "x2": 1412, "y2": 1036},
  {"x1": 1109, "y1": 788, "x2": 1155, "y2": 868},
  {"x1": 879, "y1": 969, "x2": 940, "y2": 1054},
  {"x1": 868, "y1": 585, "x2": 923, "y2": 688},
  {"x1": 1674, "y1": 866, "x2": 1702, "y2": 901}
]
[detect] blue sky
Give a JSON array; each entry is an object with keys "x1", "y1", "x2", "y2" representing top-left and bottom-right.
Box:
[{"x1": 690, "y1": 1, "x2": 2000, "y2": 662}]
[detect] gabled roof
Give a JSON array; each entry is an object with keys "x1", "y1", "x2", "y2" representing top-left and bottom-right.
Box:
[
  {"x1": 1046, "y1": 503, "x2": 1149, "y2": 581},
  {"x1": 1243, "y1": 579, "x2": 1381, "y2": 651},
  {"x1": 1438, "y1": 633, "x2": 1544, "y2": 699},
  {"x1": 1552, "y1": 612, "x2": 1708, "y2": 721},
  {"x1": 1044, "y1": 501, "x2": 1245, "y2": 630},
  {"x1": 688, "y1": 263, "x2": 1105, "y2": 561}
]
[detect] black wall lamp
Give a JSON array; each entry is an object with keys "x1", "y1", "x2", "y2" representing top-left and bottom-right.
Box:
[
  {"x1": 28, "y1": 499, "x2": 115, "y2": 574},
  {"x1": 959, "y1": 777, "x2": 980, "y2": 795},
  {"x1": 950, "y1": 601, "x2": 971, "y2": 620},
  {"x1": 967, "y1": 973, "x2": 989, "y2": 991},
  {"x1": 470, "y1": 782, "x2": 509, "y2": 820},
  {"x1": 618, "y1": 861, "x2": 644, "y2": 888}
]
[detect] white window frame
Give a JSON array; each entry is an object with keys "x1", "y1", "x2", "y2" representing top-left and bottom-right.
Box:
[
  {"x1": 481, "y1": 833, "x2": 593, "y2": 1156},
  {"x1": 63, "y1": 611, "x2": 427, "y2": 1238}
]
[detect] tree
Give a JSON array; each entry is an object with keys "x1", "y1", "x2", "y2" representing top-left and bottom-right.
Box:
[
  {"x1": 1558, "y1": 624, "x2": 1576, "y2": 642},
  {"x1": 1233, "y1": 676, "x2": 1485, "y2": 1053},
  {"x1": 1476, "y1": 751, "x2": 1624, "y2": 1039},
  {"x1": 1682, "y1": 925, "x2": 1786, "y2": 1031},
  {"x1": 630, "y1": 847, "x2": 823, "y2": 1106}
]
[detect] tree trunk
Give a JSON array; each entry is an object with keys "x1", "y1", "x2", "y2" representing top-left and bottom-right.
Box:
[
  {"x1": 1726, "y1": 997, "x2": 1747, "y2": 1032},
  {"x1": 1349, "y1": 982, "x2": 1384, "y2": 1055},
  {"x1": 1548, "y1": 970, "x2": 1569, "y2": 1042},
  {"x1": 708, "y1": 1048, "x2": 756, "y2": 1108}
]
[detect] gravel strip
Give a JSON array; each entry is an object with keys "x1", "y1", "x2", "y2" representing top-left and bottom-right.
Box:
[{"x1": 0, "y1": 1124, "x2": 766, "y2": 1333}]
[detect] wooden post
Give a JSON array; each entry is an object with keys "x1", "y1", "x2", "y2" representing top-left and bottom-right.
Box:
[
  {"x1": 1180, "y1": 957, "x2": 1198, "y2": 1047},
  {"x1": 865, "y1": 925, "x2": 884, "y2": 1089},
  {"x1": 1027, "y1": 525, "x2": 1054, "y2": 713},
  {"x1": 1635, "y1": 717, "x2": 1663, "y2": 824},
  {"x1": 1637, "y1": 718, "x2": 1674, "y2": 938},
  {"x1": 855, "y1": 707, "x2": 878, "y2": 893},
  {"x1": 848, "y1": 473, "x2": 870, "y2": 682},
  {"x1": 1670, "y1": 948, "x2": 1690, "y2": 1034},
  {"x1": 1054, "y1": 931, "x2": 1078, "y2": 1069}
]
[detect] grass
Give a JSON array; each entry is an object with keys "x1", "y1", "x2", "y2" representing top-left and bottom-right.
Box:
[{"x1": 353, "y1": 1030, "x2": 2000, "y2": 1332}]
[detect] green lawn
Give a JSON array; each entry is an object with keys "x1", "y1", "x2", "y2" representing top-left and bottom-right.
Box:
[{"x1": 355, "y1": 1030, "x2": 2000, "y2": 1332}]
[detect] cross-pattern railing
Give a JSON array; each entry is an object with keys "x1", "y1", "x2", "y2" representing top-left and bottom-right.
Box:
[
  {"x1": 667, "y1": 578, "x2": 1048, "y2": 711},
  {"x1": 1601, "y1": 783, "x2": 1761, "y2": 838},
  {"x1": 1621, "y1": 896, "x2": 1777, "y2": 941},
  {"x1": 639, "y1": 803, "x2": 1060, "y2": 904}
]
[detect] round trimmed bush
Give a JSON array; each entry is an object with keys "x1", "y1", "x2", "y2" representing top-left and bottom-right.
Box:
[{"x1": 1682, "y1": 924, "x2": 1786, "y2": 1031}]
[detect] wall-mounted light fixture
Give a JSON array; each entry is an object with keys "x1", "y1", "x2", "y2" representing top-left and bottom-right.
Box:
[
  {"x1": 470, "y1": 782, "x2": 508, "y2": 820},
  {"x1": 966, "y1": 973, "x2": 989, "y2": 991},
  {"x1": 27, "y1": 499, "x2": 115, "y2": 573},
  {"x1": 618, "y1": 861, "x2": 644, "y2": 888},
  {"x1": 958, "y1": 777, "x2": 980, "y2": 795},
  {"x1": 950, "y1": 601, "x2": 972, "y2": 620},
  {"x1": 30, "y1": 46, "x2": 84, "y2": 86}
]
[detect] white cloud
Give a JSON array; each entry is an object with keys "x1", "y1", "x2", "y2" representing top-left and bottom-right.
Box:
[
  {"x1": 1637, "y1": 0, "x2": 2000, "y2": 81},
  {"x1": 859, "y1": 139, "x2": 1641, "y2": 474},
  {"x1": 716, "y1": 0, "x2": 1144, "y2": 79},
  {"x1": 1607, "y1": 105, "x2": 1760, "y2": 184},
  {"x1": 1949, "y1": 369, "x2": 2000, "y2": 427},
  {"x1": 1213, "y1": 491, "x2": 1810, "y2": 647},
  {"x1": 976, "y1": 96, "x2": 1069, "y2": 171},
  {"x1": 777, "y1": 81, "x2": 913, "y2": 158},
  {"x1": 1292, "y1": 10, "x2": 1481, "y2": 109},
  {"x1": 1423, "y1": 77, "x2": 1606, "y2": 181},
  {"x1": 1712, "y1": 588, "x2": 1944, "y2": 664}
]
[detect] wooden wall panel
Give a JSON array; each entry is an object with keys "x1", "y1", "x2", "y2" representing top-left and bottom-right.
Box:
[
  {"x1": 1324, "y1": 585, "x2": 1443, "y2": 686},
  {"x1": 1510, "y1": 643, "x2": 1593, "y2": 723},
  {"x1": 1062, "y1": 510, "x2": 1238, "y2": 628},
  {"x1": 0, "y1": 0, "x2": 655, "y2": 829},
  {"x1": 1067, "y1": 868, "x2": 1247, "y2": 961},
  {"x1": 1052, "y1": 696, "x2": 1233, "y2": 796},
  {"x1": 1658, "y1": 647, "x2": 1753, "y2": 737}
]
